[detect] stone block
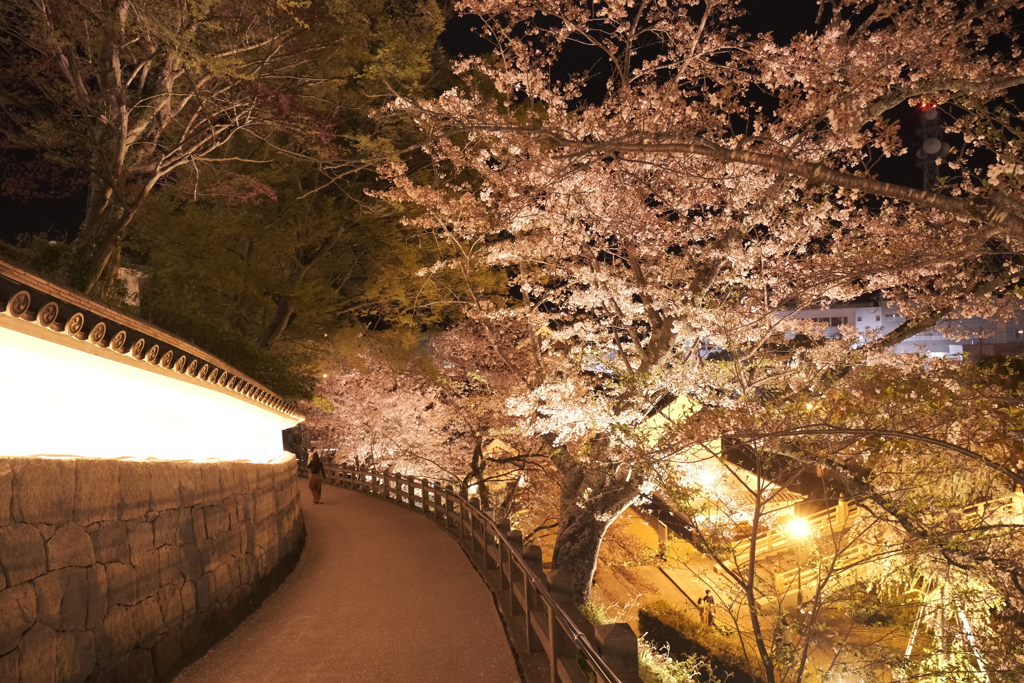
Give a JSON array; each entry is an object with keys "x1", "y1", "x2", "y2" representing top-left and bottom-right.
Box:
[
  {"x1": 90, "y1": 521, "x2": 129, "y2": 564},
  {"x1": 253, "y1": 490, "x2": 274, "y2": 522},
  {"x1": 0, "y1": 583, "x2": 36, "y2": 656},
  {"x1": 100, "y1": 604, "x2": 137, "y2": 654},
  {"x1": 195, "y1": 572, "x2": 215, "y2": 614},
  {"x1": 126, "y1": 521, "x2": 154, "y2": 566},
  {"x1": 150, "y1": 462, "x2": 181, "y2": 512},
  {"x1": 18, "y1": 622, "x2": 57, "y2": 683},
  {"x1": 60, "y1": 571, "x2": 89, "y2": 632},
  {"x1": 153, "y1": 510, "x2": 180, "y2": 548},
  {"x1": 212, "y1": 563, "x2": 234, "y2": 600},
  {"x1": 73, "y1": 459, "x2": 119, "y2": 526},
  {"x1": 0, "y1": 649, "x2": 18, "y2": 683},
  {"x1": 180, "y1": 581, "x2": 196, "y2": 618},
  {"x1": 33, "y1": 567, "x2": 87, "y2": 631},
  {"x1": 158, "y1": 545, "x2": 183, "y2": 589},
  {"x1": 181, "y1": 544, "x2": 203, "y2": 581},
  {"x1": 242, "y1": 464, "x2": 259, "y2": 494},
  {"x1": 0, "y1": 523, "x2": 47, "y2": 586},
  {"x1": 177, "y1": 509, "x2": 195, "y2": 546},
  {"x1": 176, "y1": 464, "x2": 203, "y2": 508},
  {"x1": 0, "y1": 459, "x2": 12, "y2": 526},
  {"x1": 255, "y1": 464, "x2": 273, "y2": 493},
  {"x1": 54, "y1": 629, "x2": 94, "y2": 683},
  {"x1": 86, "y1": 564, "x2": 108, "y2": 630},
  {"x1": 152, "y1": 624, "x2": 183, "y2": 682},
  {"x1": 201, "y1": 466, "x2": 223, "y2": 506},
  {"x1": 46, "y1": 521, "x2": 95, "y2": 571},
  {"x1": 110, "y1": 647, "x2": 155, "y2": 683},
  {"x1": 118, "y1": 461, "x2": 151, "y2": 520},
  {"x1": 135, "y1": 550, "x2": 161, "y2": 600},
  {"x1": 104, "y1": 562, "x2": 137, "y2": 607},
  {"x1": 156, "y1": 583, "x2": 183, "y2": 628},
  {"x1": 191, "y1": 507, "x2": 207, "y2": 542},
  {"x1": 134, "y1": 596, "x2": 164, "y2": 648},
  {"x1": 219, "y1": 465, "x2": 241, "y2": 499},
  {"x1": 224, "y1": 501, "x2": 238, "y2": 532},
  {"x1": 205, "y1": 504, "x2": 228, "y2": 538},
  {"x1": 12, "y1": 458, "x2": 76, "y2": 525}
]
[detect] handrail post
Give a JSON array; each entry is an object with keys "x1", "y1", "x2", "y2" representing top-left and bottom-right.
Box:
[
  {"x1": 547, "y1": 570, "x2": 572, "y2": 683},
  {"x1": 482, "y1": 508, "x2": 497, "y2": 570},
  {"x1": 468, "y1": 497, "x2": 481, "y2": 558},
  {"x1": 444, "y1": 486, "x2": 456, "y2": 533},
  {"x1": 497, "y1": 519, "x2": 512, "y2": 589},
  {"x1": 506, "y1": 530, "x2": 524, "y2": 614},
  {"x1": 523, "y1": 544, "x2": 545, "y2": 655}
]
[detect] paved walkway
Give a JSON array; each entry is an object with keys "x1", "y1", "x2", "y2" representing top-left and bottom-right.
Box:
[{"x1": 173, "y1": 481, "x2": 521, "y2": 683}]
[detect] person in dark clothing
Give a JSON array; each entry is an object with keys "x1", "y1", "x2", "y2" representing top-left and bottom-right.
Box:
[
  {"x1": 308, "y1": 451, "x2": 324, "y2": 504},
  {"x1": 698, "y1": 589, "x2": 716, "y2": 627}
]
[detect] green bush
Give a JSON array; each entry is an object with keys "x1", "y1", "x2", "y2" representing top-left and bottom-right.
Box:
[{"x1": 638, "y1": 600, "x2": 766, "y2": 683}]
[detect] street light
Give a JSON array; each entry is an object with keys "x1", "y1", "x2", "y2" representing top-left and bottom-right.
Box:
[{"x1": 787, "y1": 517, "x2": 810, "y2": 605}]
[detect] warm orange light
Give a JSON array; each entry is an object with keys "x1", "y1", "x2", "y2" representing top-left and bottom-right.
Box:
[
  {"x1": 0, "y1": 325, "x2": 298, "y2": 462},
  {"x1": 787, "y1": 517, "x2": 810, "y2": 538}
]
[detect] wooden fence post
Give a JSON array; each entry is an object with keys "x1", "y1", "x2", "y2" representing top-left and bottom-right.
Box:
[
  {"x1": 444, "y1": 486, "x2": 456, "y2": 534},
  {"x1": 523, "y1": 544, "x2": 545, "y2": 655},
  {"x1": 505, "y1": 530, "x2": 524, "y2": 614},
  {"x1": 496, "y1": 519, "x2": 512, "y2": 589}
]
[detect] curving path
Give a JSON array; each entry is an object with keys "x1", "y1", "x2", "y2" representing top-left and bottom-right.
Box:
[{"x1": 172, "y1": 480, "x2": 521, "y2": 683}]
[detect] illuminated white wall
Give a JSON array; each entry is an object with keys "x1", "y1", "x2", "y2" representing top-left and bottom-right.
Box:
[{"x1": 0, "y1": 325, "x2": 299, "y2": 462}]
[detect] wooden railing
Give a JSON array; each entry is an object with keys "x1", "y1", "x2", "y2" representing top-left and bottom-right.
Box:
[
  {"x1": 310, "y1": 462, "x2": 645, "y2": 683},
  {"x1": 731, "y1": 500, "x2": 857, "y2": 568}
]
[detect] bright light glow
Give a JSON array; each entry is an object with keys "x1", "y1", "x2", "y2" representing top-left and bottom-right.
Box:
[
  {"x1": 805, "y1": 402, "x2": 814, "y2": 410},
  {"x1": 0, "y1": 324, "x2": 299, "y2": 462},
  {"x1": 787, "y1": 517, "x2": 810, "y2": 538}
]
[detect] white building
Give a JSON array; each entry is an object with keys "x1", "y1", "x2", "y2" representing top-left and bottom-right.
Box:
[{"x1": 785, "y1": 299, "x2": 1024, "y2": 358}]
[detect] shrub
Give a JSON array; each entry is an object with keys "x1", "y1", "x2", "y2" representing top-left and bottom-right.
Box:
[{"x1": 639, "y1": 600, "x2": 766, "y2": 683}]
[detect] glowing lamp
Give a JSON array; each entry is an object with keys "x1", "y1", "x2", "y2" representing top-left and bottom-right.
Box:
[{"x1": 787, "y1": 517, "x2": 810, "y2": 538}]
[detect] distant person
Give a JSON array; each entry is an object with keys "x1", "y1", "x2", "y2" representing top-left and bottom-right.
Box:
[
  {"x1": 777, "y1": 616, "x2": 794, "y2": 662},
  {"x1": 308, "y1": 451, "x2": 324, "y2": 504},
  {"x1": 698, "y1": 589, "x2": 716, "y2": 627}
]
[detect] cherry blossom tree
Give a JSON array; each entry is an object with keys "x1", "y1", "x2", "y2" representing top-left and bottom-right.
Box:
[
  {"x1": 302, "y1": 326, "x2": 545, "y2": 507},
  {"x1": 379, "y1": 0, "x2": 1024, "y2": 679}
]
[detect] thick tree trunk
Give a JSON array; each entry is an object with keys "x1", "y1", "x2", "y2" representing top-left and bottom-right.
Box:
[
  {"x1": 461, "y1": 436, "x2": 491, "y2": 508},
  {"x1": 550, "y1": 461, "x2": 641, "y2": 603},
  {"x1": 257, "y1": 296, "x2": 296, "y2": 349}
]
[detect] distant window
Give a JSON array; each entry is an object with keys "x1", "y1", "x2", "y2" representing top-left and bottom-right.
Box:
[
  {"x1": 876, "y1": 315, "x2": 881, "y2": 321},
  {"x1": 857, "y1": 316, "x2": 862, "y2": 322},
  {"x1": 831, "y1": 317, "x2": 847, "y2": 326},
  {"x1": 1017, "y1": 330, "x2": 1024, "y2": 338}
]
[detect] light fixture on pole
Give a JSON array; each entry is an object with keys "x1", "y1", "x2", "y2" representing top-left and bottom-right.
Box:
[{"x1": 787, "y1": 516, "x2": 810, "y2": 606}]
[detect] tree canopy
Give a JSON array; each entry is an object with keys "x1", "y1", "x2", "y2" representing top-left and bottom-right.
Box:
[
  {"x1": 0, "y1": 0, "x2": 443, "y2": 292},
  {"x1": 377, "y1": 0, "x2": 1024, "y2": 680}
]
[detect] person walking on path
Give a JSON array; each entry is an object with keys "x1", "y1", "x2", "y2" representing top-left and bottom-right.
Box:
[
  {"x1": 698, "y1": 589, "x2": 716, "y2": 628},
  {"x1": 308, "y1": 451, "x2": 325, "y2": 504}
]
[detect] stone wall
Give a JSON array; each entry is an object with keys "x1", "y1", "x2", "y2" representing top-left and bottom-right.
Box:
[{"x1": 0, "y1": 454, "x2": 304, "y2": 683}]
